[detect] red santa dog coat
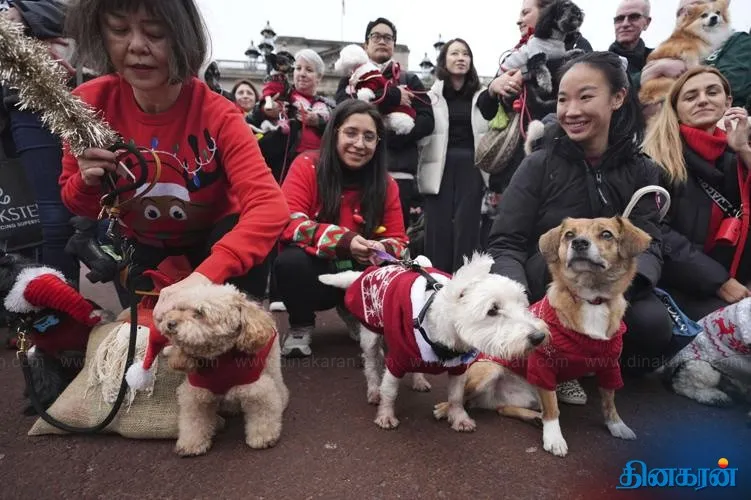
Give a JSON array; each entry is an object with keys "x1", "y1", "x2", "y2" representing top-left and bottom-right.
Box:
[
  {"x1": 346, "y1": 64, "x2": 417, "y2": 123},
  {"x1": 478, "y1": 297, "x2": 626, "y2": 391},
  {"x1": 344, "y1": 265, "x2": 477, "y2": 378}
]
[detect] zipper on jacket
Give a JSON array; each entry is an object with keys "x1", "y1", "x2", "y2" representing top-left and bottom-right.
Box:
[{"x1": 586, "y1": 163, "x2": 610, "y2": 206}]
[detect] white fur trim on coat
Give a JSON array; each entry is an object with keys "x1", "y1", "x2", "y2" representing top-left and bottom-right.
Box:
[{"x1": 3, "y1": 266, "x2": 67, "y2": 314}]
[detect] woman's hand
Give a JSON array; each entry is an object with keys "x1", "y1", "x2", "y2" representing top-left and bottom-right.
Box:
[
  {"x1": 262, "y1": 93, "x2": 282, "y2": 119},
  {"x1": 641, "y1": 58, "x2": 687, "y2": 84},
  {"x1": 350, "y1": 235, "x2": 374, "y2": 264},
  {"x1": 489, "y1": 69, "x2": 523, "y2": 99},
  {"x1": 724, "y1": 107, "x2": 750, "y2": 153},
  {"x1": 77, "y1": 148, "x2": 118, "y2": 186},
  {"x1": 717, "y1": 278, "x2": 751, "y2": 303},
  {"x1": 153, "y1": 272, "x2": 212, "y2": 320},
  {"x1": 298, "y1": 107, "x2": 320, "y2": 126}
]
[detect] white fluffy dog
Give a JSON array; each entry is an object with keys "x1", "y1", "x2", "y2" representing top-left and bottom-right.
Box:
[
  {"x1": 153, "y1": 283, "x2": 289, "y2": 456},
  {"x1": 334, "y1": 44, "x2": 416, "y2": 135},
  {"x1": 320, "y1": 254, "x2": 548, "y2": 431},
  {"x1": 662, "y1": 297, "x2": 751, "y2": 413}
]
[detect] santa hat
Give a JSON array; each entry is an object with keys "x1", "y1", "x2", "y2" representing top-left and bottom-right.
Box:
[
  {"x1": 124, "y1": 268, "x2": 181, "y2": 390},
  {"x1": 3, "y1": 266, "x2": 98, "y2": 326}
]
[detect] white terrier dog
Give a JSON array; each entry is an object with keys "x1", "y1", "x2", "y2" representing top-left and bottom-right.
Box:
[{"x1": 319, "y1": 253, "x2": 548, "y2": 431}]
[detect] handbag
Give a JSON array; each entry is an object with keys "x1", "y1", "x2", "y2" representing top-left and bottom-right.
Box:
[
  {"x1": 474, "y1": 104, "x2": 521, "y2": 175},
  {"x1": 0, "y1": 145, "x2": 43, "y2": 252},
  {"x1": 653, "y1": 288, "x2": 703, "y2": 337}
]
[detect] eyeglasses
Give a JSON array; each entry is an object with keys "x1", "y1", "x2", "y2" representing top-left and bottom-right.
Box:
[
  {"x1": 368, "y1": 33, "x2": 394, "y2": 44},
  {"x1": 339, "y1": 127, "x2": 379, "y2": 146},
  {"x1": 613, "y1": 13, "x2": 647, "y2": 24}
]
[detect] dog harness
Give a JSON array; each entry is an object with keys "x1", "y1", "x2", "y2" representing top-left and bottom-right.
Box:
[
  {"x1": 664, "y1": 299, "x2": 751, "y2": 384},
  {"x1": 479, "y1": 297, "x2": 626, "y2": 391},
  {"x1": 344, "y1": 264, "x2": 478, "y2": 378},
  {"x1": 187, "y1": 333, "x2": 277, "y2": 395}
]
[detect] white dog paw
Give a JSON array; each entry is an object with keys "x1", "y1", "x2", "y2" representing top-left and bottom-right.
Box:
[
  {"x1": 450, "y1": 415, "x2": 477, "y2": 433},
  {"x1": 175, "y1": 438, "x2": 212, "y2": 457},
  {"x1": 246, "y1": 425, "x2": 282, "y2": 449},
  {"x1": 367, "y1": 388, "x2": 381, "y2": 405},
  {"x1": 374, "y1": 413, "x2": 400, "y2": 430},
  {"x1": 411, "y1": 374, "x2": 432, "y2": 392},
  {"x1": 607, "y1": 421, "x2": 637, "y2": 440},
  {"x1": 433, "y1": 402, "x2": 450, "y2": 420},
  {"x1": 543, "y1": 435, "x2": 569, "y2": 457}
]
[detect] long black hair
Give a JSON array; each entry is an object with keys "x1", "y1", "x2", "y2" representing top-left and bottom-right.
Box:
[
  {"x1": 316, "y1": 100, "x2": 388, "y2": 237},
  {"x1": 435, "y1": 38, "x2": 481, "y2": 96},
  {"x1": 559, "y1": 51, "x2": 645, "y2": 147}
]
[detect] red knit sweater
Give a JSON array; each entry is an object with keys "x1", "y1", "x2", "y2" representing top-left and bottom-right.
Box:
[
  {"x1": 187, "y1": 334, "x2": 276, "y2": 395},
  {"x1": 59, "y1": 75, "x2": 288, "y2": 283},
  {"x1": 280, "y1": 152, "x2": 408, "y2": 260},
  {"x1": 482, "y1": 297, "x2": 626, "y2": 391},
  {"x1": 344, "y1": 265, "x2": 474, "y2": 378}
]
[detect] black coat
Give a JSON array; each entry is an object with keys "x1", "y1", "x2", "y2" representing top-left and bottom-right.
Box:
[
  {"x1": 659, "y1": 145, "x2": 750, "y2": 293},
  {"x1": 487, "y1": 129, "x2": 663, "y2": 302},
  {"x1": 335, "y1": 66, "x2": 434, "y2": 176}
]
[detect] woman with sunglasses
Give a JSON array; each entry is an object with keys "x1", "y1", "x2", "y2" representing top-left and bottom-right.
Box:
[{"x1": 274, "y1": 100, "x2": 408, "y2": 357}]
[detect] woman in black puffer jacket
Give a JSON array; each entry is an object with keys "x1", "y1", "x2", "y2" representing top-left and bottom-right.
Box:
[{"x1": 488, "y1": 52, "x2": 670, "y2": 389}]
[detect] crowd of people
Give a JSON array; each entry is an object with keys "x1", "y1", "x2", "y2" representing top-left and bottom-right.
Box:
[{"x1": 0, "y1": 0, "x2": 750, "y2": 407}]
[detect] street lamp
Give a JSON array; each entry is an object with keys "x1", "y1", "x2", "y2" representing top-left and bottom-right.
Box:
[
  {"x1": 258, "y1": 20, "x2": 276, "y2": 55},
  {"x1": 419, "y1": 52, "x2": 434, "y2": 79},
  {"x1": 244, "y1": 40, "x2": 261, "y2": 71},
  {"x1": 433, "y1": 34, "x2": 445, "y2": 56}
]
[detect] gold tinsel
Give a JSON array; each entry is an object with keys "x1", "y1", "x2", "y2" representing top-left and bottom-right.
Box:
[{"x1": 0, "y1": 15, "x2": 119, "y2": 155}]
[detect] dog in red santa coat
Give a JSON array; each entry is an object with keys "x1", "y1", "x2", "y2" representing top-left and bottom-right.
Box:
[
  {"x1": 0, "y1": 252, "x2": 113, "y2": 415},
  {"x1": 319, "y1": 253, "x2": 548, "y2": 431},
  {"x1": 334, "y1": 44, "x2": 416, "y2": 135}
]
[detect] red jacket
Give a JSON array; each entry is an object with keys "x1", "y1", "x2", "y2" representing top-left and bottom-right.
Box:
[
  {"x1": 280, "y1": 152, "x2": 408, "y2": 260},
  {"x1": 59, "y1": 75, "x2": 288, "y2": 284},
  {"x1": 481, "y1": 297, "x2": 626, "y2": 391},
  {"x1": 344, "y1": 265, "x2": 476, "y2": 378},
  {"x1": 187, "y1": 334, "x2": 277, "y2": 395}
]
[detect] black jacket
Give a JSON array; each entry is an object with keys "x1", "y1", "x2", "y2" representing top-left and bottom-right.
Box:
[
  {"x1": 487, "y1": 128, "x2": 663, "y2": 302},
  {"x1": 10, "y1": 0, "x2": 65, "y2": 38},
  {"x1": 335, "y1": 65, "x2": 434, "y2": 176},
  {"x1": 659, "y1": 145, "x2": 749, "y2": 293}
]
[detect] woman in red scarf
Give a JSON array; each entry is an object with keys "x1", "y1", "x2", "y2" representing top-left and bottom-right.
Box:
[{"x1": 643, "y1": 66, "x2": 751, "y2": 321}]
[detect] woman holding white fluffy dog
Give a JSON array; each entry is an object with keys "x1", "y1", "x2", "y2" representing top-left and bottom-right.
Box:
[
  {"x1": 487, "y1": 52, "x2": 669, "y2": 399},
  {"x1": 274, "y1": 100, "x2": 409, "y2": 357}
]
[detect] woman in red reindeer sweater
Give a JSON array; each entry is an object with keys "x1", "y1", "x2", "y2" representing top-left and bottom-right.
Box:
[
  {"x1": 58, "y1": 0, "x2": 288, "y2": 308},
  {"x1": 275, "y1": 100, "x2": 408, "y2": 357}
]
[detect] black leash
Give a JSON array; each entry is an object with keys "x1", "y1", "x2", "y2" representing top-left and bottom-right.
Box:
[{"x1": 17, "y1": 144, "x2": 151, "y2": 433}]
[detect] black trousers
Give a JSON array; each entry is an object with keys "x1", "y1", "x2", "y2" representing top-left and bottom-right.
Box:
[
  {"x1": 423, "y1": 147, "x2": 484, "y2": 273},
  {"x1": 121, "y1": 214, "x2": 269, "y2": 306},
  {"x1": 394, "y1": 177, "x2": 419, "y2": 230},
  {"x1": 274, "y1": 245, "x2": 345, "y2": 328}
]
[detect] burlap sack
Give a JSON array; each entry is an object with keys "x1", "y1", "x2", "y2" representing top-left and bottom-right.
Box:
[{"x1": 28, "y1": 320, "x2": 184, "y2": 439}]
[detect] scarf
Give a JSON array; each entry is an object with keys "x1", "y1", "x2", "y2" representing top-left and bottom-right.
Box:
[
  {"x1": 680, "y1": 124, "x2": 728, "y2": 163},
  {"x1": 515, "y1": 26, "x2": 535, "y2": 49},
  {"x1": 608, "y1": 39, "x2": 649, "y2": 74}
]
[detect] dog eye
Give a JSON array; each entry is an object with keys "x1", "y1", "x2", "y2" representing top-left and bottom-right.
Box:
[
  {"x1": 193, "y1": 309, "x2": 205, "y2": 319},
  {"x1": 487, "y1": 305, "x2": 500, "y2": 317},
  {"x1": 564, "y1": 231, "x2": 575, "y2": 239},
  {"x1": 601, "y1": 230, "x2": 613, "y2": 240}
]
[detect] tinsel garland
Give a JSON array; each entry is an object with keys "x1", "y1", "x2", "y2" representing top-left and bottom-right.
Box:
[{"x1": 0, "y1": 15, "x2": 119, "y2": 155}]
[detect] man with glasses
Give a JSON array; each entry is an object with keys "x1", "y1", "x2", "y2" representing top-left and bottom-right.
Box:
[
  {"x1": 336, "y1": 17, "x2": 434, "y2": 230},
  {"x1": 609, "y1": 0, "x2": 652, "y2": 91}
]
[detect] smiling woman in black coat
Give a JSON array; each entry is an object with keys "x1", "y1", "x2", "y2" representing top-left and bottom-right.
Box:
[{"x1": 488, "y1": 52, "x2": 669, "y2": 392}]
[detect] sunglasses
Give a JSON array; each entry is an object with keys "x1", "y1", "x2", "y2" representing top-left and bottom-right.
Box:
[{"x1": 613, "y1": 13, "x2": 647, "y2": 24}]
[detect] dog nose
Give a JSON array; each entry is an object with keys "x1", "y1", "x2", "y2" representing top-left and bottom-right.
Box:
[
  {"x1": 571, "y1": 238, "x2": 590, "y2": 252},
  {"x1": 708, "y1": 15, "x2": 718, "y2": 26},
  {"x1": 166, "y1": 320, "x2": 177, "y2": 331},
  {"x1": 528, "y1": 331, "x2": 547, "y2": 346}
]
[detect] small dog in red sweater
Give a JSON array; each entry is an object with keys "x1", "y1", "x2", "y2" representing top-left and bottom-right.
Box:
[
  {"x1": 436, "y1": 217, "x2": 651, "y2": 456},
  {"x1": 320, "y1": 253, "x2": 548, "y2": 432},
  {"x1": 151, "y1": 283, "x2": 288, "y2": 457}
]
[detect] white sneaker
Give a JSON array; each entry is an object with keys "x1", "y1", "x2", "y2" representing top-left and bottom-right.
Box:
[
  {"x1": 282, "y1": 327, "x2": 312, "y2": 358},
  {"x1": 269, "y1": 301, "x2": 287, "y2": 312},
  {"x1": 336, "y1": 305, "x2": 361, "y2": 342},
  {"x1": 557, "y1": 379, "x2": 587, "y2": 405}
]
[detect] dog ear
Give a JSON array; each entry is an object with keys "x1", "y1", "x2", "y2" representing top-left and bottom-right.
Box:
[
  {"x1": 535, "y1": 0, "x2": 559, "y2": 39},
  {"x1": 538, "y1": 224, "x2": 563, "y2": 263},
  {"x1": 233, "y1": 293, "x2": 277, "y2": 354},
  {"x1": 617, "y1": 217, "x2": 652, "y2": 259}
]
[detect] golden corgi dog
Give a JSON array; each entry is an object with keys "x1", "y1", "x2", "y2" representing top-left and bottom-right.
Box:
[{"x1": 639, "y1": 0, "x2": 732, "y2": 111}]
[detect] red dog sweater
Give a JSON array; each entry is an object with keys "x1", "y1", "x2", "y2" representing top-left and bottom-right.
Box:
[
  {"x1": 344, "y1": 265, "x2": 477, "y2": 378},
  {"x1": 481, "y1": 297, "x2": 626, "y2": 391}
]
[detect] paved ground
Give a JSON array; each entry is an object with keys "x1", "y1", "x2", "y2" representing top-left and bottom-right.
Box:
[{"x1": 1, "y1": 278, "x2": 749, "y2": 500}]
